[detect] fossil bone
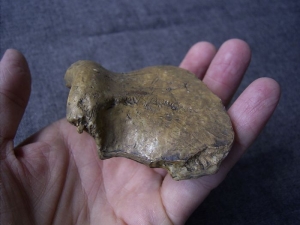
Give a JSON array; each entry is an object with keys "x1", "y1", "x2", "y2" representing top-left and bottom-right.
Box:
[{"x1": 65, "y1": 60, "x2": 234, "y2": 180}]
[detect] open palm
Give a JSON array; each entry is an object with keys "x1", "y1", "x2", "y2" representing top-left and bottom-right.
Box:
[{"x1": 0, "y1": 40, "x2": 280, "y2": 225}]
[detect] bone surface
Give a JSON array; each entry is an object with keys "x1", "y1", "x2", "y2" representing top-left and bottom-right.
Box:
[{"x1": 65, "y1": 60, "x2": 234, "y2": 180}]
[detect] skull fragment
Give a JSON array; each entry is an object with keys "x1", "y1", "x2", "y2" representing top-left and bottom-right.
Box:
[{"x1": 65, "y1": 60, "x2": 234, "y2": 180}]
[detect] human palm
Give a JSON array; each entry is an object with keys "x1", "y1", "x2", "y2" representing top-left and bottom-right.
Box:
[{"x1": 0, "y1": 40, "x2": 280, "y2": 225}]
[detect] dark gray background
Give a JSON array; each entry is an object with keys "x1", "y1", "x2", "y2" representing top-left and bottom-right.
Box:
[{"x1": 1, "y1": 0, "x2": 299, "y2": 224}]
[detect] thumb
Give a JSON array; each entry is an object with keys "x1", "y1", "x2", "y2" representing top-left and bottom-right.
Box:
[{"x1": 0, "y1": 49, "x2": 31, "y2": 152}]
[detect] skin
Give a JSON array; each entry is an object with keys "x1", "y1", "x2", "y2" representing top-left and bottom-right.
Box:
[{"x1": 0, "y1": 39, "x2": 280, "y2": 225}]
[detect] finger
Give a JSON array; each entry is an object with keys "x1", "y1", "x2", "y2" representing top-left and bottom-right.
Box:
[
  {"x1": 0, "y1": 49, "x2": 31, "y2": 146},
  {"x1": 161, "y1": 78, "x2": 280, "y2": 224},
  {"x1": 180, "y1": 42, "x2": 217, "y2": 79},
  {"x1": 203, "y1": 39, "x2": 251, "y2": 106},
  {"x1": 221, "y1": 77, "x2": 281, "y2": 172}
]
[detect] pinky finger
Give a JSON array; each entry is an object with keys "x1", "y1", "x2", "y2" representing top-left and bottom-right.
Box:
[
  {"x1": 219, "y1": 77, "x2": 281, "y2": 176},
  {"x1": 195, "y1": 77, "x2": 281, "y2": 192}
]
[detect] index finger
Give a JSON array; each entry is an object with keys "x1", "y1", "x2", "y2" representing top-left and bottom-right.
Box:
[
  {"x1": 0, "y1": 49, "x2": 31, "y2": 155},
  {"x1": 203, "y1": 39, "x2": 251, "y2": 106}
]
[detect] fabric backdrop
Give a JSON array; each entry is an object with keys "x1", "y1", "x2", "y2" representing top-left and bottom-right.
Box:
[{"x1": 1, "y1": 1, "x2": 299, "y2": 224}]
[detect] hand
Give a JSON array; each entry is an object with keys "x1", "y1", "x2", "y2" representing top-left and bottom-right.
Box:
[{"x1": 0, "y1": 39, "x2": 280, "y2": 225}]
